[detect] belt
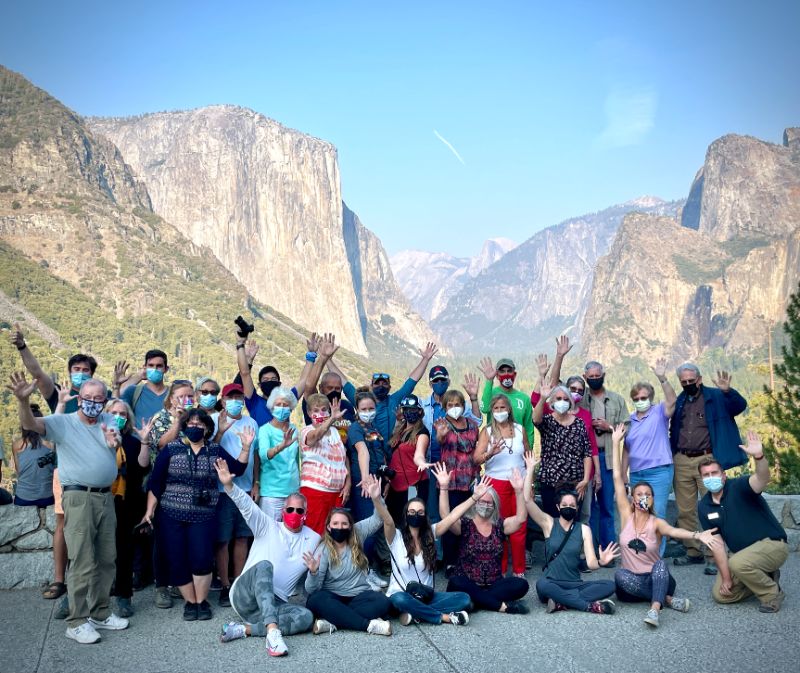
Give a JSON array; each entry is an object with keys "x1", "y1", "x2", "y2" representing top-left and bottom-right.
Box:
[
  {"x1": 679, "y1": 448, "x2": 713, "y2": 458},
  {"x1": 63, "y1": 485, "x2": 111, "y2": 494}
]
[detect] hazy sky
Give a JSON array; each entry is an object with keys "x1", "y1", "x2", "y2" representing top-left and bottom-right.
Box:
[{"x1": 2, "y1": 1, "x2": 798, "y2": 257}]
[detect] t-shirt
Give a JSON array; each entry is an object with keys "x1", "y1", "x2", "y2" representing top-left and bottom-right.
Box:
[
  {"x1": 245, "y1": 386, "x2": 300, "y2": 427},
  {"x1": 480, "y1": 382, "x2": 535, "y2": 446},
  {"x1": 45, "y1": 385, "x2": 80, "y2": 414},
  {"x1": 121, "y1": 384, "x2": 168, "y2": 427},
  {"x1": 42, "y1": 412, "x2": 118, "y2": 488},
  {"x1": 257, "y1": 423, "x2": 300, "y2": 498},
  {"x1": 346, "y1": 421, "x2": 391, "y2": 484},
  {"x1": 626, "y1": 403, "x2": 673, "y2": 472},
  {"x1": 300, "y1": 425, "x2": 348, "y2": 493},
  {"x1": 386, "y1": 529, "x2": 437, "y2": 598},
  {"x1": 215, "y1": 414, "x2": 259, "y2": 493},
  {"x1": 344, "y1": 378, "x2": 417, "y2": 442},
  {"x1": 698, "y1": 476, "x2": 786, "y2": 554}
]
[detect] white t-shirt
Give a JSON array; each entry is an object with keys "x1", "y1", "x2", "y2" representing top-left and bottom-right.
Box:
[
  {"x1": 484, "y1": 423, "x2": 525, "y2": 479},
  {"x1": 213, "y1": 413, "x2": 258, "y2": 492},
  {"x1": 386, "y1": 529, "x2": 437, "y2": 598}
]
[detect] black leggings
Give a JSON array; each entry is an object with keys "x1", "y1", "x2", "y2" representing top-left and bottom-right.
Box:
[
  {"x1": 535, "y1": 577, "x2": 615, "y2": 611},
  {"x1": 306, "y1": 589, "x2": 391, "y2": 631},
  {"x1": 446, "y1": 575, "x2": 529, "y2": 612},
  {"x1": 442, "y1": 491, "x2": 472, "y2": 567}
]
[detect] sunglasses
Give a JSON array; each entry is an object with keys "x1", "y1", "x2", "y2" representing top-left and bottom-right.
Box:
[
  {"x1": 568, "y1": 386, "x2": 584, "y2": 393},
  {"x1": 372, "y1": 373, "x2": 391, "y2": 381},
  {"x1": 199, "y1": 389, "x2": 219, "y2": 395},
  {"x1": 284, "y1": 506, "x2": 305, "y2": 514}
]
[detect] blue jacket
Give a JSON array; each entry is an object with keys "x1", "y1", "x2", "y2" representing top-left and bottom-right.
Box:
[{"x1": 670, "y1": 385, "x2": 747, "y2": 470}]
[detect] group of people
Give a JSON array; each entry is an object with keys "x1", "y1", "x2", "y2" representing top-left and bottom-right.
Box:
[{"x1": 3, "y1": 324, "x2": 790, "y2": 655}]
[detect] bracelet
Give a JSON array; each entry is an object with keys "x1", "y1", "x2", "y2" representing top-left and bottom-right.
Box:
[
  {"x1": 658, "y1": 378, "x2": 667, "y2": 384},
  {"x1": 236, "y1": 343, "x2": 245, "y2": 350},
  {"x1": 305, "y1": 351, "x2": 318, "y2": 362},
  {"x1": 753, "y1": 454, "x2": 764, "y2": 461},
  {"x1": 469, "y1": 397, "x2": 477, "y2": 402},
  {"x1": 16, "y1": 343, "x2": 26, "y2": 351}
]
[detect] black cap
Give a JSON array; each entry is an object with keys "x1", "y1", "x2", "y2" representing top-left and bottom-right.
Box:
[
  {"x1": 399, "y1": 394, "x2": 421, "y2": 409},
  {"x1": 428, "y1": 365, "x2": 449, "y2": 381}
]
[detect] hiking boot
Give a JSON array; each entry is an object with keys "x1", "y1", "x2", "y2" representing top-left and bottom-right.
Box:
[
  {"x1": 448, "y1": 611, "x2": 469, "y2": 625},
  {"x1": 218, "y1": 587, "x2": 231, "y2": 607},
  {"x1": 266, "y1": 627, "x2": 288, "y2": 656},
  {"x1": 366, "y1": 618, "x2": 392, "y2": 636},
  {"x1": 65, "y1": 622, "x2": 101, "y2": 644},
  {"x1": 673, "y1": 555, "x2": 703, "y2": 566},
  {"x1": 155, "y1": 586, "x2": 173, "y2": 609},
  {"x1": 197, "y1": 600, "x2": 213, "y2": 620},
  {"x1": 588, "y1": 599, "x2": 616, "y2": 614},
  {"x1": 644, "y1": 608, "x2": 660, "y2": 627},
  {"x1": 758, "y1": 591, "x2": 785, "y2": 613},
  {"x1": 183, "y1": 601, "x2": 198, "y2": 621},
  {"x1": 220, "y1": 622, "x2": 247, "y2": 643},
  {"x1": 312, "y1": 618, "x2": 337, "y2": 635}
]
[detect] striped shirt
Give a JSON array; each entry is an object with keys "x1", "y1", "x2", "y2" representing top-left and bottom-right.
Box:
[{"x1": 300, "y1": 425, "x2": 348, "y2": 493}]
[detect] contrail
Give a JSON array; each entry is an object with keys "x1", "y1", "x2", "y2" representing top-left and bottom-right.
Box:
[{"x1": 433, "y1": 129, "x2": 465, "y2": 165}]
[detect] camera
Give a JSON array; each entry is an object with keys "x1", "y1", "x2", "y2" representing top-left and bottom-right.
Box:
[
  {"x1": 234, "y1": 315, "x2": 255, "y2": 339},
  {"x1": 375, "y1": 464, "x2": 396, "y2": 481},
  {"x1": 195, "y1": 489, "x2": 212, "y2": 507},
  {"x1": 37, "y1": 451, "x2": 57, "y2": 468}
]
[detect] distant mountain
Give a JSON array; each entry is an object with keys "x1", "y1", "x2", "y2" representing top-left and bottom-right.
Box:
[{"x1": 390, "y1": 237, "x2": 516, "y2": 321}]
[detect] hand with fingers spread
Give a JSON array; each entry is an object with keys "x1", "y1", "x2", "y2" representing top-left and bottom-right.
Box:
[
  {"x1": 7, "y1": 371, "x2": 38, "y2": 400},
  {"x1": 237, "y1": 425, "x2": 256, "y2": 451},
  {"x1": 509, "y1": 467, "x2": 524, "y2": 491},
  {"x1": 433, "y1": 417, "x2": 450, "y2": 442},
  {"x1": 113, "y1": 361, "x2": 130, "y2": 388},
  {"x1": 555, "y1": 335, "x2": 573, "y2": 357},
  {"x1": 364, "y1": 473, "x2": 382, "y2": 500},
  {"x1": 472, "y1": 475, "x2": 493, "y2": 500},
  {"x1": 598, "y1": 542, "x2": 621, "y2": 566},
  {"x1": 100, "y1": 423, "x2": 121, "y2": 449},
  {"x1": 57, "y1": 386, "x2": 79, "y2": 408},
  {"x1": 611, "y1": 423, "x2": 627, "y2": 444},
  {"x1": 478, "y1": 357, "x2": 496, "y2": 381},
  {"x1": 303, "y1": 551, "x2": 320, "y2": 574},
  {"x1": 463, "y1": 372, "x2": 479, "y2": 399},
  {"x1": 319, "y1": 333, "x2": 338, "y2": 358},
  {"x1": 432, "y1": 462, "x2": 452, "y2": 488},
  {"x1": 697, "y1": 528, "x2": 719, "y2": 549},
  {"x1": 134, "y1": 417, "x2": 156, "y2": 443},
  {"x1": 536, "y1": 353, "x2": 550, "y2": 379},
  {"x1": 245, "y1": 340, "x2": 260, "y2": 365},
  {"x1": 306, "y1": 332, "x2": 321, "y2": 353},
  {"x1": 214, "y1": 457, "x2": 234, "y2": 488},
  {"x1": 539, "y1": 378, "x2": 553, "y2": 399},
  {"x1": 216, "y1": 410, "x2": 234, "y2": 436},
  {"x1": 277, "y1": 426, "x2": 296, "y2": 449},
  {"x1": 651, "y1": 358, "x2": 668, "y2": 381},
  {"x1": 739, "y1": 430, "x2": 763, "y2": 457},
  {"x1": 419, "y1": 341, "x2": 438, "y2": 362},
  {"x1": 575, "y1": 478, "x2": 589, "y2": 500},
  {"x1": 330, "y1": 398, "x2": 345, "y2": 421},
  {"x1": 712, "y1": 369, "x2": 732, "y2": 393},
  {"x1": 523, "y1": 450, "x2": 539, "y2": 474},
  {"x1": 9, "y1": 322, "x2": 25, "y2": 349}
]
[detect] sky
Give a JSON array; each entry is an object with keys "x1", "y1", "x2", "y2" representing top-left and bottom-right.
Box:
[{"x1": 2, "y1": 0, "x2": 798, "y2": 257}]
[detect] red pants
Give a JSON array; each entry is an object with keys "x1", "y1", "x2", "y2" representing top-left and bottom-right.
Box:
[
  {"x1": 300, "y1": 487, "x2": 344, "y2": 535},
  {"x1": 488, "y1": 477, "x2": 526, "y2": 575}
]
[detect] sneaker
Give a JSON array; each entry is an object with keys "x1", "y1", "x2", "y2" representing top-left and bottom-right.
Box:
[
  {"x1": 704, "y1": 561, "x2": 718, "y2": 576},
  {"x1": 155, "y1": 586, "x2": 173, "y2": 609},
  {"x1": 504, "y1": 600, "x2": 530, "y2": 615},
  {"x1": 65, "y1": 622, "x2": 101, "y2": 644},
  {"x1": 367, "y1": 569, "x2": 389, "y2": 589},
  {"x1": 448, "y1": 611, "x2": 469, "y2": 625},
  {"x1": 265, "y1": 627, "x2": 288, "y2": 656},
  {"x1": 54, "y1": 594, "x2": 70, "y2": 620},
  {"x1": 512, "y1": 572, "x2": 526, "y2": 579},
  {"x1": 444, "y1": 565, "x2": 456, "y2": 579},
  {"x1": 668, "y1": 597, "x2": 691, "y2": 613},
  {"x1": 546, "y1": 598, "x2": 566, "y2": 614},
  {"x1": 312, "y1": 618, "x2": 337, "y2": 635},
  {"x1": 366, "y1": 618, "x2": 392, "y2": 636},
  {"x1": 758, "y1": 591, "x2": 785, "y2": 613},
  {"x1": 525, "y1": 551, "x2": 534, "y2": 570},
  {"x1": 114, "y1": 597, "x2": 134, "y2": 618},
  {"x1": 183, "y1": 601, "x2": 198, "y2": 621},
  {"x1": 210, "y1": 576, "x2": 223, "y2": 591},
  {"x1": 398, "y1": 612, "x2": 414, "y2": 626},
  {"x1": 644, "y1": 608, "x2": 660, "y2": 627},
  {"x1": 88, "y1": 613, "x2": 129, "y2": 630},
  {"x1": 673, "y1": 555, "x2": 704, "y2": 566},
  {"x1": 219, "y1": 587, "x2": 231, "y2": 607},
  {"x1": 169, "y1": 585, "x2": 182, "y2": 599},
  {"x1": 769, "y1": 568, "x2": 782, "y2": 589},
  {"x1": 588, "y1": 599, "x2": 616, "y2": 615},
  {"x1": 197, "y1": 600, "x2": 213, "y2": 620},
  {"x1": 220, "y1": 621, "x2": 247, "y2": 643}
]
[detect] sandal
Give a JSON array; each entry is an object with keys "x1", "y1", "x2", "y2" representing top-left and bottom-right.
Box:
[{"x1": 42, "y1": 581, "x2": 66, "y2": 600}]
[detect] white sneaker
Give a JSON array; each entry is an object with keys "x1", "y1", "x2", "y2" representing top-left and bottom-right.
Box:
[
  {"x1": 312, "y1": 618, "x2": 337, "y2": 635},
  {"x1": 266, "y1": 628, "x2": 288, "y2": 657},
  {"x1": 448, "y1": 611, "x2": 469, "y2": 625},
  {"x1": 65, "y1": 622, "x2": 101, "y2": 644},
  {"x1": 367, "y1": 569, "x2": 389, "y2": 590},
  {"x1": 366, "y1": 618, "x2": 392, "y2": 636},
  {"x1": 398, "y1": 612, "x2": 414, "y2": 626},
  {"x1": 88, "y1": 613, "x2": 129, "y2": 630}
]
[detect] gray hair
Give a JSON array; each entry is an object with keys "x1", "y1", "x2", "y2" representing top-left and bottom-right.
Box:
[
  {"x1": 546, "y1": 385, "x2": 577, "y2": 413},
  {"x1": 584, "y1": 360, "x2": 604, "y2": 374},
  {"x1": 320, "y1": 372, "x2": 343, "y2": 388},
  {"x1": 284, "y1": 491, "x2": 307, "y2": 508},
  {"x1": 465, "y1": 486, "x2": 501, "y2": 524},
  {"x1": 676, "y1": 362, "x2": 701, "y2": 378},
  {"x1": 80, "y1": 378, "x2": 108, "y2": 398},
  {"x1": 565, "y1": 375, "x2": 585, "y2": 391},
  {"x1": 266, "y1": 386, "x2": 298, "y2": 411}
]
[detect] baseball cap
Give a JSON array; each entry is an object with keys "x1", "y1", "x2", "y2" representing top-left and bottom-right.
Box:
[
  {"x1": 399, "y1": 394, "x2": 421, "y2": 409},
  {"x1": 221, "y1": 383, "x2": 244, "y2": 397},
  {"x1": 428, "y1": 365, "x2": 449, "y2": 381},
  {"x1": 496, "y1": 358, "x2": 516, "y2": 370}
]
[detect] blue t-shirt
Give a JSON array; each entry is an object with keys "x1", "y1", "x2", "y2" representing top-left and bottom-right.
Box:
[
  {"x1": 257, "y1": 422, "x2": 300, "y2": 498},
  {"x1": 122, "y1": 384, "x2": 168, "y2": 426},
  {"x1": 343, "y1": 378, "x2": 417, "y2": 442},
  {"x1": 346, "y1": 421, "x2": 391, "y2": 484},
  {"x1": 245, "y1": 386, "x2": 299, "y2": 427}
]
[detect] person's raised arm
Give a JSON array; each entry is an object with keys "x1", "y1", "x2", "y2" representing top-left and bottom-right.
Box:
[
  {"x1": 8, "y1": 372, "x2": 46, "y2": 435},
  {"x1": 10, "y1": 326, "x2": 56, "y2": 402},
  {"x1": 432, "y1": 463, "x2": 461, "y2": 536},
  {"x1": 502, "y1": 468, "x2": 527, "y2": 535},
  {"x1": 236, "y1": 332, "x2": 256, "y2": 400},
  {"x1": 611, "y1": 423, "x2": 631, "y2": 525},
  {"x1": 713, "y1": 370, "x2": 747, "y2": 416},
  {"x1": 304, "y1": 398, "x2": 345, "y2": 447},
  {"x1": 532, "y1": 353, "x2": 549, "y2": 394},
  {"x1": 294, "y1": 332, "x2": 320, "y2": 398},
  {"x1": 408, "y1": 342, "x2": 438, "y2": 382},
  {"x1": 477, "y1": 357, "x2": 496, "y2": 414},
  {"x1": 651, "y1": 358, "x2": 676, "y2": 417},
  {"x1": 355, "y1": 440, "x2": 371, "y2": 497},
  {"x1": 549, "y1": 335, "x2": 572, "y2": 387},
  {"x1": 741, "y1": 431, "x2": 770, "y2": 493},
  {"x1": 463, "y1": 373, "x2": 481, "y2": 418},
  {"x1": 533, "y1": 379, "x2": 552, "y2": 425},
  {"x1": 133, "y1": 417, "x2": 156, "y2": 468},
  {"x1": 522, "y1": 451, "x2": 552, "y2": 534},
  {"x1": 54, "y1": 386, "x2": 78, "y2": 414},
  {"x1": 304, "y1": 333, "x2": 336, "y2": 399}
]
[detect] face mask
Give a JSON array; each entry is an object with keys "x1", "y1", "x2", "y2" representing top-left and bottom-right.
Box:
[
  {"x1": 283, "y1": 512, "x2": 304, "y2": 529},
  {"x1": 492, "y1": 411, "x2": 509, "y2": 423},
  {"x1": 406, "y1": 513, "x2": 425, "y2": 528},
  {"x1": 587, "y1": 376, "x2": 605, "y2": 391},
  {"x1": 358, "y1": 410, "x2": 376, "y2": 424},
  {"x1": 70, "y1": 372, "x2": 91, "y2": 389},
  {"x1": 703, "y1": 476, "x2": 724, "y2": 493},
  {"x1": 272, "y1": 406, "x2": 291, "y2": 422},
  {"x1": 635, "y1": 495, "x2": 651, "y2": 511},
  {"x1": 225, "y1": 399, "x2": 244, "y2": 417},
  {"x1": 682, "y1": 382, "x2": 699, "y2": 397},
  {"x1": 559, "y1": 506, "x2": 578, "y2": 521},
  {"x1": 571, "y1": 391, "x2": 583, "y2": 403},
  {"x1": 372, "y1": 385, "x2": 389, "y2": 401},
  {"x1": 199, "y1": 394, "x2": 217, "y2": 410},
  {"x1": 325, "y1": 390, "x2": 341, "y2": 404},
  {"x1": 498, "y1": 372, "x2": 516, "y2": 389},
  {"x1": 80, "y1": 399, "x2": 104, "y2": 418},
  {"x1": 311, "y1": 411, "x2": 330, "y2": 425},
  {"x1": 112, "y1": 414, "x2": 127, "y2": 431},
  {"x1": 403, "y1": 410, "x2": 423, "y2": 424},
  {"x1": 431, "y1": 381, "x2": 448, "y2": 397},
  {"x1": 475, "y1": 502, "x2": 495, "y2": 518},
  {"x1": 260, "y1": 380, "x2": 280, "y2": 398},
  {"x1": 328, "y1": 527, "x2": 351, "y2": 543},
  {"x1": 552, "y1": 400, "x2": 570, "y2": 414},
  {"x1": 182, "y1": 398, "x2": 194, "y2": 410},
  {"x1": 146, "y1": 368, "x2": 164, "y2": 384},
  {"x1": 633, "y1": 400, "x2": 652, "y2": 413},
  {"x1": 184, "y1": 426, "x2": 205, "y2": 443},
  {"x1": 446, "y1": 406, "x2": 463, "y2": 420}
]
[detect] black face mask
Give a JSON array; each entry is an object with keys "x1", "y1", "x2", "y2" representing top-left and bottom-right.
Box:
[
  {"x1": 184, "y1": 426, "x2": 205, "y2": 443},
  {"x1": 325, "y1": 390, "x2": 342, "y2": 404},
  {"x1": 682, "y1": 382, "x2": 699, "y2": 397},
  {"x1": 586, "y1": 376, "x2": 605, "y2": 391},
  {"x1": 406, "y1": 514, "x2": 425, "y2": 528},
  {"x1": 559, "y1": 506, "x2": 578, "y2": 522},
  {"x1": 260, "y1": 380, "x2": 280, "y2": 398},
  {"x1": 328, "y1": 527, "x2": 352, "y2": 543}
]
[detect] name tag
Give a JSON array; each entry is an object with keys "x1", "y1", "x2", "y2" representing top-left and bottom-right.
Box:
[{"x1": 707, "y1": 512, "x2": 720, "y2": 520}]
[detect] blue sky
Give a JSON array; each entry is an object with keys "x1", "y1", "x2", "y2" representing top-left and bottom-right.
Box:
[{"x1": 2, "y1": 1, "x2": 798, "y2": 257}]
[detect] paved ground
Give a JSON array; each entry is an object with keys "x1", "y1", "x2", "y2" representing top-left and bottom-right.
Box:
[{"x1": 2, "y1": 548, "x2": 797, "y2": 673}]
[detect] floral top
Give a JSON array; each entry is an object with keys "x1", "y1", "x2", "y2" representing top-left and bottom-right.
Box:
[
  {"x1": 438, "y1": 418, "x2": 480, "y2": 491},
  {"x1": 454, "y1": 517, "x2": 506, "y2": 586},
  {"x1": 535, "y1": 414, "x2": 592, "y2": 486},
  {"x1": 148, "y1": 408, "x2": 178, "y2": 462}
]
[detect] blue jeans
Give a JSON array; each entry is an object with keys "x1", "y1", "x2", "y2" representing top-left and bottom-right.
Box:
[
  {"x1": 389, "y1": 590, "x2": 472, "y2": 624},
  {"x1": 590, "y1": 454, "x2": 616, "y2": 548},
  {"x1": 629, "y1": 464, "x2": 674, "y2": 555}
]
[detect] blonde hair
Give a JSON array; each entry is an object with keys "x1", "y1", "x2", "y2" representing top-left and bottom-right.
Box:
[
  {"x1": 105, "y1": 398, "x2": 136, "y2": 434},
  {"x1": 305, "y1": 393, "x2": 331, "y2": 413},
  {"x1": 318, "y1": 508, "x2": 369, "y2": 571},
  {"x1": 489, "y1": 394, "x2": 513, "y2": 437}
]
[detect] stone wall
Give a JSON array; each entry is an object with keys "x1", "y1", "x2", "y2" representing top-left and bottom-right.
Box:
[
  {"x1": 764, "y1": 494, "x2": 800, "y2": 551},
  {"x1": 0, "y1": 505, "x2": 55, "y2": 589}
]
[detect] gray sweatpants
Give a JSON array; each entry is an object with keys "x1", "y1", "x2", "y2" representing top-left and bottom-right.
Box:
[{"x1": 230, "y1": 560, "x2": 313, "y2": 636}]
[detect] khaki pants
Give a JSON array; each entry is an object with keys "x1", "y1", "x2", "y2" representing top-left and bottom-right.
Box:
[
  {"x1": 63, "y1": 489, "x2": 117, "y2": 628},
  {"x1": 712, "y1": 539, "x2": 788, "y2": 604},
  {"x1": 673, "y1": 452, "x2": 710, "y2": 558}
]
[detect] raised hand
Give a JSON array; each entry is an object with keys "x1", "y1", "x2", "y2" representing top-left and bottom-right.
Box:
[
  {"x1": 697, "y1": 528, "x2": 719, "y2": 549},
  {"x1": 419, "y1": 341, "x2": 438, "y2": 361},
  {"x1": 10, "y1": 322, "x2": 25, "y2": 349},
  {"x1": 330, "y1": 398, "x2": 345, "y2": 421},
  {"x1": 536, "y1": 353, "x2": 550, "y2": 379},
  {"x1": 555, "y1": 335, "x2": 573, "y2": 357},
  {"x1": 216, "y1": 410, "x2": 233, "y2": 435},
  {"x1": 135, "y1": 416, "x2": 156, "y2": 443},
  {"x1": 472, "y1": 475, "x2": 493, "y2": 500},
  {"x1": 319, "y1": 333, "x2": 338, "y2": 358},
  {"x1": 432, "y1": 462, "x2": 452, "y2": 487},
  {"x1": 278, "y1": 426, "x2": 296, "y2": 449},
  {"x1": 365, "y1": 473, "x2": 382, "y2": 500},
  {"x1": 712, "y1": 370, "x2": 732, "y2": 392},
  {"x1": 523, "y1": 450, "x2": 539, "y2": 473},
  {"x1": 509, "y1": 467, "x2": 524, "y2": 491},
  {"x1": 478, "y1": 357, "x2": 496, "y2": 381},
  {"x1": 598, "y1": 542, "x2": 621, "y2": 566},
  {"x1": 213, "y1": 457, "x2": 233, "y2": 487},
  {"x1": 651, "y1": 358, "x2": 667, "y2": 380},
  {"x1": 303, "y1": 551, "x2": 320, "y2": 574},
  {"x1": 100, "y1": 423, "x2": 120, "y2": 449},
  {"x1": 486, "y1": 435, "x2": 504, "y2": 459},
  {"x1": 7, "y1": 371, "x2": 37, "y2": 400},
  {"x1": 237, "y1": 425, "x2": 256, "y2": 451},
  {"x1": 611, "y1": 423, "x2": 627, "y2": 444},
  {"x1": 433, "y1": 417, "x2": 449, "y2": 441},
  {"x1": 306, "y1": 332, "x2": 321, "y2": 353},
  {"x1": 113, "y1": 361, "x2": 130, "y2": 388},
  {"x1": 539, "y1": 378, "x2": 553, "y2": 399},
  {"x1": 739, "y1": 430, "x2": 763, "y2": 457},
  {"x1": 245, "y1": 339, "x2": 260, "y2": 364},
  {"x1": 57, "y1": 386, "x2": 79, "y2": 408},
  {"x1": 463, "y1": 372, "x2": 479, "y2": 399}
]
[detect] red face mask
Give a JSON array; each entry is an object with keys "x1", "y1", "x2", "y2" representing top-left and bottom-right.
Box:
[
  {"x1": 311, "y1": 411, "x2": 330, "y2": 425},
  {"x1": 283, "y1": 512, "x2": 305, "y2": 530},
  {"x1": 498, "y1": 372, "x2": 516, "y2": 389}
]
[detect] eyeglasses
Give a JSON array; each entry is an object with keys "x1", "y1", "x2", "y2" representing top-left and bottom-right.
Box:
[
  {"x1": 680, "y1": 379, "x2": 697, "y2": 386},
  {"x1": 627, "y1": 538, "x2": 647, "y2": 554},
  {"x1": 284, "y1": 506, "x2": 306, "y2": 514},
  {"x1": 568, "y1": 386, "x2": 584, "y2": 393}
]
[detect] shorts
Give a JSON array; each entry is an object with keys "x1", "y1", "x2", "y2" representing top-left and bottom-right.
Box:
[
  {"x1": 215, "y1": 491, "x2": 252, "y2": 543},
  {"x1": 53, "y1": 469, "x2": 63, "y2": 516}
]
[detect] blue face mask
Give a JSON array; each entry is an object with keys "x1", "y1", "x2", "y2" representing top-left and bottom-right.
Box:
[
  {"x1": 702, "y1": 476, "x2": 724, "y2": 493},
  {"x1": 272, "y1": 406, "x2": 291, "y2": 422},
  {"x1": 146, "y1": 368, "x2": 164, "y2": 384},
  {"x1": 71, "y1": 372, "x2": 91, "y2": 389},
  {"x1": 199, "y1": 394, "x2": 217, "y2": 410},
  {"x1": 431, "y1": 381, "x2": 448, "y2": 397},
  {"x1": 225, "y1": 399, "x2": 244, "y2": 417}
]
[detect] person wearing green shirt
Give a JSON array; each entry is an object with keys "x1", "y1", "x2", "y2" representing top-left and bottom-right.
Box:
[{"x1": 478, "y1": 357, "x2": 535, "y2": 446}]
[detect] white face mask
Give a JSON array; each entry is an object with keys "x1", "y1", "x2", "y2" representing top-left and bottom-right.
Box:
[
  {"x1": 552, "y1": 400, "x2": 570, "y2": 414},
  {"x1": 358, "y1": 410, "x2": 376, "y2": 424},
  {"x1": 492, "y1": 411, "x2": 509, "y2": 423},
  {"x1": 446, "y1": 406, "x2": 464, "y2": 420}
]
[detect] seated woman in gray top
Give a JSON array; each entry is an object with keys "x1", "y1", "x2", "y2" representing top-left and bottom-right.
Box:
[
  {"x1": 523, "y1": 452, "x2": 620, "y2": 614},
  {"x1": 12, "y1": 404, "x2": 55, "y2": 507},
  {"x1": 304, "y1": 474, "x2": 394, "y2": 636}
]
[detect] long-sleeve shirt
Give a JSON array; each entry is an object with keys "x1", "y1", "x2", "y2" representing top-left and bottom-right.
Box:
[
  {"x1": 480, "y1": 381, "x2": 534, "y2": 446},
  {"x1": 304, "y1": 509, "x2": 383, "y2": 596}
]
